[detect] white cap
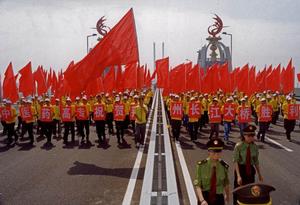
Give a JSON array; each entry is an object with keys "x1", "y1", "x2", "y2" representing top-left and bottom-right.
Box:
[
  {"x1": 260, "y1": 98, "x2": 266, "y2": 102},
  {"x1": 115, "y1": 97, "x2": 120, "y2": 102},
  {"x1": 286, "y1": 96, "x2": 292, "y2": 100},
  {"x1": 123, "y1": 96, "x2": 128, "y2": 100},
  {"x1": 190, "y1": 97, "x2": 196, "y2": 101},
  {"x1": 55, "y1": 98, "x2": 60, "y2": 102},
  {"x1": 27, "y1": 100, "x2": 32, "y2": 104},
  {"x1": 241, "y1": 98, "x2": 246, "y2": 102},
  {"x1": 75, "y1": 97, "x2": 80, "y2": 101},
  {"x1": 266, "y1": 95, "x2": 272, "y2": 99},
  {"x1": 226, "y1": 98, "x2": 232, "y2": 102},
  {"x1": 6, "y1": 100, "x2": 12, "y2": 104},
  {"x1": 133, "y1": 95, "x2": 139, "y2": 99},
  {"x1": 45, "y1": 98, "x2": 50, "y2": 102},
  {"x1": 213, "y1": 97, "x2": 218, "y2": 101},
  {"x1": 66, "y1": 97, "x2": 71, "y2": 102},
  {"x1": 82, "y1": 96, "x2": 87, "y2": 100}
]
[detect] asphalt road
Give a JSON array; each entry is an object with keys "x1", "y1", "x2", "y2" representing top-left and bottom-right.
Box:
[{"x1": 0, "y1": 101, "x2": 300, "y2": 205}]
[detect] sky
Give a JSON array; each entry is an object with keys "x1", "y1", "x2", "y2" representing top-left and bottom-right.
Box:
[{"x1": 0, "y1": 0, "x2": 300, "y2": 85}]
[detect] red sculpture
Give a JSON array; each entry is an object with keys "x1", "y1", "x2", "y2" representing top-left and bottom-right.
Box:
[
  {"x1": 208, "y1": 14, "x2": 223, "y2": 37},
  {"x1": 96, "y1": 16, "x2": 110, "y2": 37}
]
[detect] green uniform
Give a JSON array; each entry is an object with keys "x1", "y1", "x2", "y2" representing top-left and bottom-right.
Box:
[
  {"x1": 194, "y1": 158, "x2": 229, "y2": 194},
  {"x1": 233, "y1": 142, "x2": 259, "y2": 165}
]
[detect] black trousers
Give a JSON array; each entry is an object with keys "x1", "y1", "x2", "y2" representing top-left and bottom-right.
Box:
[
  {"x1": 171, "y1": 119, "x2": 181, "y2": 140},
  {"x1": 115, "y1": 120, "x2": 124, "y2": 143},
  {"x1": 284, "y1": 119, "x2": 296, "y2": 140},
  {"x1": 130, "y1": 120, "x2": 136, "y2": 133},
  {"x1": 271, "y1": 111, "x2": 279, "y2": 124},
  {"x1": 41, "y1": 121, "x2": 52, "y2": 142},
  {"x1": 233, "y1": 164, "x2": 256, "y2": 205},
  {"x1": 124, "y1": 115, "x2": 130, "y2": 129},
  {"x1": 1, "y1": 120, "x2": 7, "y2": 135},
  {"x1": 135, "y1": 123, "x2": 146, "y2": 144},
  {"x1": 23, "y1": 122, "x2": 34, "y2": 143},
  {"x1": 200, "y1": 191, "x2": 224, "y2": 205},
  {"x1": 6, "y1": 122, "x2": 18, "y2": 144},
  {"x1": 52, "y1": 119, "x2": 61, "y2": 136},
  {"x1": 95, "y1": 120, "x2": 106, "y2": 142},
  {"x1": 63, "y1": 121, "x2": 75, "y2": 142},
  {"x1": 78, "y1": 120, "x2": 90, "y2": 140},
  {"x1": 203, "y1": 111, "x2": 209, "y2": 125},
  {"x1": 257, "y1": 121, "x2": 268, "y2": 142},
  {"x1": 106, "y1": 113, "x2": 114, "y2": 134},
  {"x1": 188, "y1": 121, "x2": 198, "y2": 141}
]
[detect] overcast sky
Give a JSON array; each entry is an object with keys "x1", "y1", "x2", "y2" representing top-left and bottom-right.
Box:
[{"x1": 0, "y1": 0, "x2": 299, "y2": 84}]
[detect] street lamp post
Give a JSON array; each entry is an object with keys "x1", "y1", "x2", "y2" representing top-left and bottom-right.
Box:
[
  {"x1": 222, "y1": 32, "x2": 233, "y2": 67},
  {"x1": 87, "y1": 34, "x2": 97, "y2": 53}
]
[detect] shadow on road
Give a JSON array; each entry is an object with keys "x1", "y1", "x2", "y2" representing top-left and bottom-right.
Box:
[{"x1": 67, "y1": 161, "x2": 143, "y2": 179}]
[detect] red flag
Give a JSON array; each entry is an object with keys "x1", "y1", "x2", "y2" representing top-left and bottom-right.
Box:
[
  {"x1": 156, "y1": 57, "x2": 169, "y2": 88},
  {"x1": 65, "y1": 8, "x2": 139, "y2": 94},
  {"x1": 137, "y1": 65, "x2": 145, "y2": 90},
  {"x1": 115, "y1": 65, "x2": 124, "y2": 92},
  {"x1": 46, "y1": 68, "x2": 53, "y2": 90},
  {"x1": 248, "y1": 66, "x2": 256, "y2": 95},
  {"x1": 123, "y1": 63, "x2": 137, "y2": 90},
  {"x1": 104, "y1": 67, "x2": 116, "y2": 93},
  {"x1": 145, "y1": 69, "x2": 151, "y2": 87},
  {"x1": 18, "y1": 61, "x2": 35, "y2": 97},
  {"x1": 237, "y1": 64, "x2": 249, "y2": 94},
  {"x1": 186, "y1": 64, "x2": 200, "y2": 91},
  {"x1": 282, "y1": 59, "x2": 294, "y2": 94},
  {"x1": 219, "y1": 62, "x2": 230, "y2": 93},
  {"x1": 3, "y1": 62, "x2": 18, "y2": 102},
  {"x1": 297, "y1": 73, "x2": 300, "y2": 82},
  {"x1": 34, "y1": 66, "x2": 47, "y2": 95},
  {"x1": 169, "y1": 64, "x2": 185, "y2": 93},
  {"x1": 86, "y1": 77, "x2": 104, "y2": 96},
  {"x1": 266, "y1": 64, "x2": 281, "y2": 92}
]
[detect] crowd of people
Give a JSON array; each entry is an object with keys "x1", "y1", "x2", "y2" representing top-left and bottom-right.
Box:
[
  {"x1": 163, "y1": 89, "x2": 298, "y2": 205},
  {"x1": 0, "y1": 89, "x2": 153, "y2": 148}
]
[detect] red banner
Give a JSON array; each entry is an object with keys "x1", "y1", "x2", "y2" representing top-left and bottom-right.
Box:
[
  {"x1": 287, "y1": 104, "x2": 299, "y2": 120},
  {"x1": 93, "y1": 104, "x2": 106, "y2": 121},
  {"x1": 1, "y1": 107, "x2": 12, "y2": 121},
  {"x1": 237, "y1": 107, "x2": 252, "y2": 123},
  {"x1": 188, "y1": 102, "x2": 201, "y2": 119},
  {"x1": 223, "y1": 103, "x2": 236, "y2": 121},
  {"x1": 40, "y1": 107, "x2": 52, "y2": 122},
  {"x1": 170, "y1": 102, "x2": 183, "y2": 119},
  {"x1": 209, "y1": 105, "x2": 222, "y2": 123},
  {"x1": 114, "y1": 103, "x2": 125, "y2": 121},
  {"x1": 61, "y1": 106, "x2": 73, "y2": 122},
  {"x1": 130, "y1": 104, "x2": 137, "y2": 121},
  {"x1": 76, "y1": 106, "x2": 88, "y2": 120},
  {"x1": 259, "y1": 105, "x2": 272, "y2": 122},
  {"x1": 20, "y1": 106, "x2": 33, "y2": 121}
]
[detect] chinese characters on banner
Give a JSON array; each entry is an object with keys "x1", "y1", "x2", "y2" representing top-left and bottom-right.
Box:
[
  {"x1": 170, "y1": 102, "x2": 183, "y2": 119},
  {"x1": 93, "y1": 104, "x2": 106, "y2": 121}
]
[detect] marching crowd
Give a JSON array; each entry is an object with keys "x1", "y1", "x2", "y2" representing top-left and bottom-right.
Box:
[
  {"x1": 163, "y1": 89, "x2": 299, "y2": 205},
  {"x1": 0, "y1": 89, "x2": 153, "y2": 148}
]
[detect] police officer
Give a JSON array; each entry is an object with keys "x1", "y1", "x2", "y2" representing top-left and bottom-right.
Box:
[
  {"x1": 194, "y1": 138, "x2": 230, "y2": 205},
  {"x1": 233, "y1": 183, "x2": 275, "y2": 205},
  {"x1": 233, "y1": 125, "x2": 263, "y2": 204}
]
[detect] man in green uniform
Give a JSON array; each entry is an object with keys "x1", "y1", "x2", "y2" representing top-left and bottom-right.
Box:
[
  {"x1": 233, "y1": 125, "x2": 263, "y2": 204},
  {"x1": 233, "y1": 183, "x2": 275, "y2": 205},
  {"x1": 194, "y1": 138, "x2": 230, "y2": 205}
]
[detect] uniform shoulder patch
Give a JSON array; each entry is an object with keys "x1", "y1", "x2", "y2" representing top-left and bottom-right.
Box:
[
  {"x1": 220, "y1": 160, "x2": 229, "y2": 169},
  {"x1": 197, "y1": 159, "x2": 207, "y2": 165}
]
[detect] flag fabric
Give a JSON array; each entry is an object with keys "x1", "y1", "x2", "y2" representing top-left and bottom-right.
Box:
[
  {"x1": 297, "y1": 73, "x2": 300, "y2": 82},
  {"x1": 281, "y1": 59, "x2": 294, "y2": 94},
  {"x1": 156, "y1": 57, "x2": 169, "y2": 88},
  {"x1": 64, "y1": 8, "x2": 139, "y2": 95},
  {"x1": 123, "y1": 63, "x2": 137, "y2": 90},
  {"x1": 186, "y1": 64, "x2": 200, "y2": 91},
  {"x1": 18, "y1": 61, "x2": 35, "y2": 97},
  {"x1": 3, "y1": 62, "x2": 19, "y2": 102},
  {"x1": 103, "y1": 67, "x2": 116, "y2": 93},
  {"x1": 115, "y1": 65, "x2": 124, "y2": 92},
  {"x1": 34, "y1": 66, "x2": 47, "y2": 96}
]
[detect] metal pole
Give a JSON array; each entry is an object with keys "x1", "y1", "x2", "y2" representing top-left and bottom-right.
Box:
[
  {"x1": 230, "y1": 34, "x2": 233, "y2": 68},
  {"x1": 87, "y1": 36, "x2": 89, "y2": 54},
  {"x1": 153, "y1": 42, "x2": 156, "y2": 68},
  {"x1": 162, "y1": 42, "x2": 164, "y2": 58}
]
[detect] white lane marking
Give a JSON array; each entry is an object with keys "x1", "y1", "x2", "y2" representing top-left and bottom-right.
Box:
[
  {"x1": 160, "y1": 90, "x2": 180, "y2": 205},
  {"x1": 139, "y1": 91, "x2": 159, "y2": 205},
  {"x1": 266, "y1": 137, "x2": 293, "y2": 152},
  {"x1": 122, "y1": 91, "x2": 158, "y2": 205},
  {"x1": 174, "y1": 141, "x2": 198, "y2": 204}
]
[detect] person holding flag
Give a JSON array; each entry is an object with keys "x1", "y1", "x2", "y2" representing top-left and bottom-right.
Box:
[
  {"x1": 93, "y1": 95, "x2": 107, "y2": 144},
  {"x1": 61, "y1": 97, "x2": 76, "y2": 145},
  {"x1": 114, "y1": 95, "x2": 126, "y2": 144},
  {"x1": 134, "y1": 95, "x2": 148, "y2": 147},
  {"x1": 2, "y1": 100, "x2": 18, "y2": 145}
]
